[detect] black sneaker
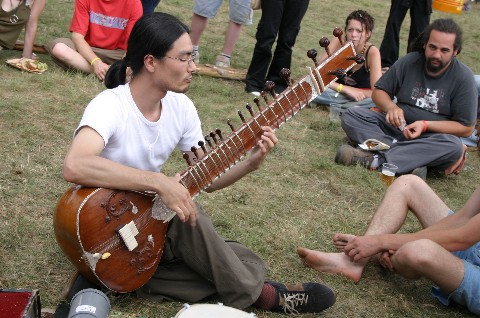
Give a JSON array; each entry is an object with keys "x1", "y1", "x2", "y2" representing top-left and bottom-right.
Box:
[
  {"x1": 335, "y1": 144, "x2": 374, "y2": 168},
  {"x1": 55, "y1": 272, "x2": 102, "y2": 318},
  {"x1": 62, "y1": 271, "x2": 100, "y2": 302},
  {"x1": 269, "y1": 281, "x2": 336, "y2": 314}
]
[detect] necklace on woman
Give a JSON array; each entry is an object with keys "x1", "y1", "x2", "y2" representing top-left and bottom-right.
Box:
[
  {"x1": 359, "y1": 44, "x2": 366, "y2": 57},
  {"x1": 9, "y1": 0, "x2": 22, "y2": 23}
]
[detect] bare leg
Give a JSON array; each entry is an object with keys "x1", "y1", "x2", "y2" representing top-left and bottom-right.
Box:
[
  {"x1": 364, "y1": 175, "x2": 450, "y2": 235},
  {"x1": 50, "y1": 43, "x2": 92, "y2": 73},
  {"x1": 333, "y1": 175, "x2": 447, "y2": 248},
  {"x1": 190, "y1": 13, "x2": 208, "y2": 46},
  {"x1": 298, "y1": 176, "x2": 451, "y2": 282},
  {"x1": 221, "y1": 21, "x2": 242, "y2": 56},
  {"x1": 392, "y1": 239, "x2": 464, "y2": 293}
]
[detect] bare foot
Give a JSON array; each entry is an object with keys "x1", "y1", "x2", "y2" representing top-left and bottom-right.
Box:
[
  {"x1": 333, "y1": 233, "x2": 357, "y2": 252},
  {"x1": 297, "y1": 247, "x2": 366, "y2": 283}
]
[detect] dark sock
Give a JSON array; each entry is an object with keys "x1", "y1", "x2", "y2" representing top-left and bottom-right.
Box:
[{"x1": 253, "y1": 282, "x2": 276, "y2": 310}]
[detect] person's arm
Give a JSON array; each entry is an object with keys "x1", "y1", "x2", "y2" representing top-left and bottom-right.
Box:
[
  {"x1": 346, "y1": 186, "x2": 480, "y2": 261},
  {"x1": 403, "y1": 119, "x2": 474, "y2": 140},
  {"x1": 372, "y1": 87, "x2": 406, "y2": 127},
  {"x1": 71, "y1": 32, "x2": 110, "y2": 81},
  {"x1": 202, "y1": 126, "x2": 278, "y2": 192},
  {"x1": 21, "y1": 0, "x2": 46, "y2": 59},
  {"x1": 64, "y1": 126, "x2": 197, "y2": 225}
]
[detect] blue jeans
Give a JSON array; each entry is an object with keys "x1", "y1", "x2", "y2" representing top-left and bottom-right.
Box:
[{"x1": 312, "y1": 87, "x2": 375, "y2": 109}]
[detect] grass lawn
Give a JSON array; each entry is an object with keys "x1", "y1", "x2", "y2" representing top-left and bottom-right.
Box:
[{"x1": 1, "y1": 0, "x2": 480, "y2": 317}]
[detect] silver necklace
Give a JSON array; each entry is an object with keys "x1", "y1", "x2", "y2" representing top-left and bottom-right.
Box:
[{"x1": 9, "y1": 0, "x2": 22, "y2": 23}]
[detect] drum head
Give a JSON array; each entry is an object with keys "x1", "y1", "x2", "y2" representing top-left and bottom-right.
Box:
[{"x1": 174, "y1": 303, "x2": 255, "y2": 318}]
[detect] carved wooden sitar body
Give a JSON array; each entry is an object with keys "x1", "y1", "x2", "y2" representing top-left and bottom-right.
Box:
[{"x1": 54, "y1": 31, "x2": 360, "y2": 293}]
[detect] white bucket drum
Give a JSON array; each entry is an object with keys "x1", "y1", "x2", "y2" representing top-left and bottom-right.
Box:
[{"x1": 174, "y1": 303, "x2": 256, "y2": 318}]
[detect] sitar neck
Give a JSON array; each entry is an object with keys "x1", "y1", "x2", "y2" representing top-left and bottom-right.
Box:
[{"x1": 179, "y1": 41, "x2": 357, "y2": 198}]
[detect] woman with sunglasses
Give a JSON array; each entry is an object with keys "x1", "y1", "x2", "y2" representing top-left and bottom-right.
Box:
[{"x1": 310, "y1": 10, "x2": 382, "y2": 111}]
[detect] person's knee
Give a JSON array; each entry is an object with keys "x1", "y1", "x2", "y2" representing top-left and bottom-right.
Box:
[
  {"x1": 392, "y1": 174, "x2": 424, "y2": 188},
  {"x1": 50, "y1": 42, "x2": 73, "y2": 60},
  {"x1": 440, "y1": 134, "x2": 464, "y2": 157},
  {"x1": 393, "y1": 239, "x2": 436, "y2": 277}
]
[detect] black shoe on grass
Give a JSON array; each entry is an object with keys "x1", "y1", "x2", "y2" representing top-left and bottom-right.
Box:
[{"x1": 269, "y1": 281, "x2": 336, "y2": 314}]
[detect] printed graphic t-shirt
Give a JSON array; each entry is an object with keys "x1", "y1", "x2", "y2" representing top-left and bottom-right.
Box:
[
  {"x1": 375, "y1": 52, "x2": 478, "y2": 127},
  {"x1": 69, "y1": 0, "x2": 142, "y2": 50}
]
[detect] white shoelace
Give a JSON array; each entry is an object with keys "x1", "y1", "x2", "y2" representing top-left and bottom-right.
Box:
[{"x1": 282, "y1": 292, "x2": 309, "y2": 315}]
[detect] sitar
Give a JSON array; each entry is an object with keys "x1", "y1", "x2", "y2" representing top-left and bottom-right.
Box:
[{"x1": 54, "y1": 33, "x2": 360, "y2": 293}]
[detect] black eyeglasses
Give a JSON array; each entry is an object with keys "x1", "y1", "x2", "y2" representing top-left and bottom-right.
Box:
[{"x1": 164, "y1": 52, "x2": 197, "y2": 65}]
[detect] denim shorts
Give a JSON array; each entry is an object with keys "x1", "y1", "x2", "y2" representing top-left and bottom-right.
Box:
[
  {"x1": 431, "y1": 211, "x2": 480, "y2": 315},
  {"x1": 194, "y1": 0, "x2": 253, "y2": 25}
]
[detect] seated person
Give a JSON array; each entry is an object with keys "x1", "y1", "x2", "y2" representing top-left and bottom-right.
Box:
[
  {"x1": 61, "y1": 12, "x2": 336, "y2": 315},
  {"x1": 0, "y1": 0, "x2": 45, "y2": 59},
  {"x1": 335, "y1": 18, "x2": 478, "y2": 179},
  {"x1": 310, "y1": 10, "x2": 382, "y2": 110},
  {"x1": 298, "y1": 174, "x2": 480, "y2": 316},
  {"x1": 46, "y1": 0, "x2": 142, "y2": 81}
]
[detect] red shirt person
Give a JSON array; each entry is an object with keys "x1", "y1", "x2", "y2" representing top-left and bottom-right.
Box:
[{"x1": 46, "y1": 0, "x2": 142, "y2": 81}]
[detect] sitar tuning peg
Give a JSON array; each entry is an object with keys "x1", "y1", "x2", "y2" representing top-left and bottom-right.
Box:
[
  {"x1": 198, "y1": 140, "x2": 207, "y2": 153},
  {"x1": 333, "y1": 27, "x2": 344, "y2": 46},
  {"x1": 246, "y1": 103, "x2": 255, "y2": 117},
  {"x1": 238, "y1": 110, "x2": 246, "y2": 123},
  {"x1": 307, "y1": 49, "x2": 318, "y2": 67},
  {"x1": 190, "y1": 146, "x2": 199, "y2": 159},
  {"x1": 319, "y1": 37, "x2": 331, "y2": 57},
  {"x1": 265, "y1": 81, "x2": 276, "y2": 98},
  {"x1": 183, "y1": 153, "x2": 193, "y2": 166},
  {"x1": 205, "y1": 135, "x2": 213, "y2": 148},
  {"x1": 328, "y1": 68, "x2": 346, "y2": 79},
  {"x1": 261, "y1": 90, "x2": 269, "y2": 104},
  {"x1": 215, "y1": 128, "x2": 223, "y2": 141},
  {"x1": 279, "y1": 68, "x2": 293, "y2": 85},
  {"x1": 253, "y1": 97, "x2": 262, "y2": 111},
  {"x1": 209, "y1": 131, "x2": 218, "y2": 144},
  {"x1": 346, "y1": 54, "x2": 365, "y2": 64},
  {"x1": 227, "y1": 119, "x2": 235, "y2": 131},
  {"x1": 355, "y1": 54, "x2": 365, "y2": 64}
]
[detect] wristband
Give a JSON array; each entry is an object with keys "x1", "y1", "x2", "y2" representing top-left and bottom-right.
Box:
[
  {"x1": 90, "y1": 57, "x2": 101, "y2": 66},
  {"x1": 422, "y1": 120, "x2": 427, "y2": 133},
  {"x1": 336, "y1": 84, "x2": 344, "y2": 93},
  {"x1": 334, "y1": 84, "x2": 343, "y2": 97}
]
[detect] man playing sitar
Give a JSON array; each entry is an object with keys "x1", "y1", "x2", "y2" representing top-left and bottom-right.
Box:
[{"x1": 56, "y1": 12, "x2": 336, "y2": 315}]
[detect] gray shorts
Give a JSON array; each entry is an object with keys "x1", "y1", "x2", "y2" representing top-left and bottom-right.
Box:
[
  {"x1": 194, "y1": 0, "x2": 253, "y2": 25},
  {"x1": 431, "y1": 210, "x2": 480, "y2": 315}
]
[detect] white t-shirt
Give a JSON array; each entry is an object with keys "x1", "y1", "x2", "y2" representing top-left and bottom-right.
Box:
[{"x1": 76, "y1": 83, "x2": 204, "y2": 172}]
